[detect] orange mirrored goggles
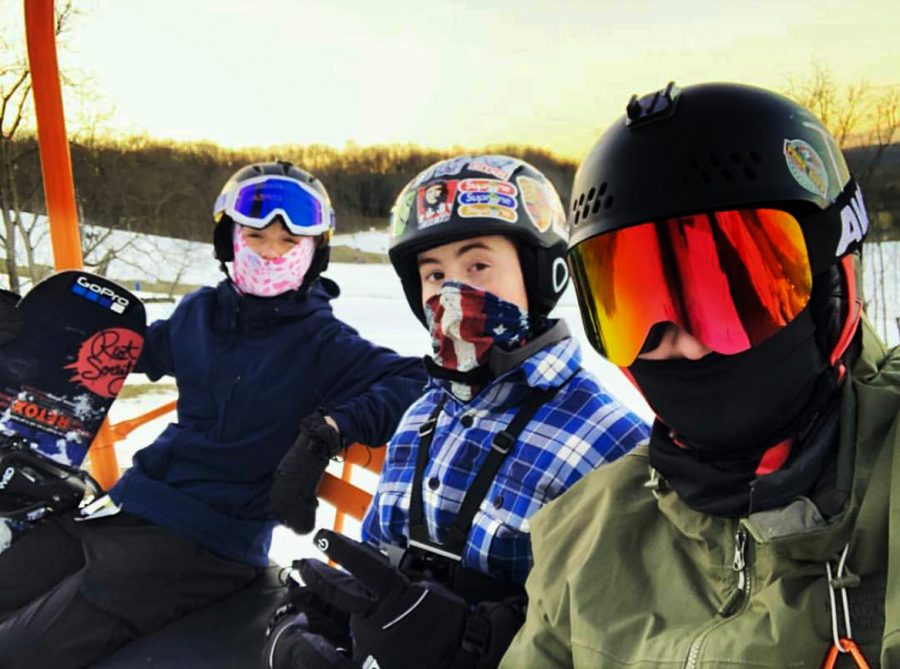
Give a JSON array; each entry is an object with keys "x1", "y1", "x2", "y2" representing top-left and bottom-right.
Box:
[{"x1": 569, "y1": 208, "x2": 813, "y2": 366}]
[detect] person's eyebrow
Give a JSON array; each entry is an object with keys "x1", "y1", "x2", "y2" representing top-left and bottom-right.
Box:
[
  {"x1": 418, "y1": 254, "x2": 440, "y2": 268},
  {"x1": 456, "y1": 241, "x2": 491, "y2": 257},
  {"x1": 418, "y1": 241, "x2": 493, "y2": 267}
]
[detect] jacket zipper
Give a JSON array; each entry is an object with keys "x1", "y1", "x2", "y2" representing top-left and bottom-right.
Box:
[
  {"x1": 216, "y1": 373, "x2": 242, "y2": 440},
  {"x1": 685, "y1": 528, "x2": 751, "y2": 668}
]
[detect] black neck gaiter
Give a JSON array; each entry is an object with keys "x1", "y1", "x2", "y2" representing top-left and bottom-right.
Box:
[{"x1": 629, "y1": 308, "x2": 840, "y2": 516}]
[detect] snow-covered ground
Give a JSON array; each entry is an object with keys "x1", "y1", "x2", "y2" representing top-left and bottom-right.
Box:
[{"x1": 4, "y1": 216, "x2": 899, "y2": 565}]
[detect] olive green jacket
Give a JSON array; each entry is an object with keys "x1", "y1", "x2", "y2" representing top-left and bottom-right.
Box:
[{"x1": 502, "y1": 323, "x2": 900, "y2": 668}]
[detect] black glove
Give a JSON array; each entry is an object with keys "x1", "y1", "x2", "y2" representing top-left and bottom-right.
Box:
[
  {"x1": 263, "y1": 567, "x2": 353, "y2": 669},
  {"x1": 271, "y1": 413, "x2": 343, "y2": 534},
  {"x1": 300, "y1": 529, "x2": 497, "y2": 669},
  {"x1": 0, "y1": 289, "x2": 23, "y2": 347}
]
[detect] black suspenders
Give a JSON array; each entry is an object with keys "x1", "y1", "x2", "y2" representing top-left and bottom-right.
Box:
[{"x1": 407, "y1": 382, "x2": 565, "y2": 560}]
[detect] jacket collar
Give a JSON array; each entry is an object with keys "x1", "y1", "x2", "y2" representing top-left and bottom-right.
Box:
[
  {"x1": 426, "y1": 320, "x2": 581, "y2": 408},
  {"x1": 212, "y1": 277, "x2": 339, "y2": 334}
]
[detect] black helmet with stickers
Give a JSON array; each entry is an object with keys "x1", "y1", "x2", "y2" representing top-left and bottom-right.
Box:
[
  {"x1": 212, "y1": 160, "x2": 335, "y2": 288},
  {"x1": 389, "y1": 154, "x2": 570, "y2": 325},
  {"x1": 568, "y1": 82, "x2": 869, "y2": 366}
]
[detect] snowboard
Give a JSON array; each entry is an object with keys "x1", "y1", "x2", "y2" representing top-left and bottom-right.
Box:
[{"x1": 0, "y1": 271, "x2": 146, "y2": 530}]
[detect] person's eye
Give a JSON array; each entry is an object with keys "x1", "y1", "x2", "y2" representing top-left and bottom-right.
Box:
[
  {"x1": 470, "y1": 262, "x2": 490, "y2": 273},
  {"x1": 424, "y1": 270, "x2": 444, "y2": 282}
]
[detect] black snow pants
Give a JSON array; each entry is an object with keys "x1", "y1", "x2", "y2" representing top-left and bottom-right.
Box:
[{"x1": 0, "y1": 510, "x2": 259, "y2": 669}]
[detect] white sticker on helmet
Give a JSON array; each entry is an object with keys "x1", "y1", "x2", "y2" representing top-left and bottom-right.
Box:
[
  {"x1": 468, "y1": 155, "x2": 522, "y2": 180},
  {"x1": 836, "y1": 185, "x2": 869, "y2": 255},
  {"x1": 784, "y1": 138, "x2": 829, "y2": 198},
  {"x1": 517, "y1": 175, "x2": 566, "y2": 233}
]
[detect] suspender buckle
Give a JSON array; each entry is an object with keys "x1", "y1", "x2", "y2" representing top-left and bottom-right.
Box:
[
  {"x1": 492, "y1": 431, "x2": 515, "y2": 454},
  {"x1": 418, "y1": 418, "x2": 437, "y2": 437}
]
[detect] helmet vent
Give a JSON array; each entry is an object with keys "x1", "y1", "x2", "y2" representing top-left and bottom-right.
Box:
[
  {"x1": 572, "y1": 182, "x2": 612, "y2": 225},
  {"x1": 684, "y1": 151, "x2": 763, "y2": 187}
]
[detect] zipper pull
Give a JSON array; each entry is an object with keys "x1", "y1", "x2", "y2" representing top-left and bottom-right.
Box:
[
  {"x1": 732, "y1": 529, "x2": 747, "y2": 589},
  {"x1": 718, "y1": 529, "x2": 748, "y2": 617}
]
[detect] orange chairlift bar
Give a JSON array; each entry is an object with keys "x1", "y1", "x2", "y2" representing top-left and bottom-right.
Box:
[
  {"x1": 24, "y1": 0, "x2": 122, "y2": 486},
  {"x1": 321, "y1": 444, "x2": 386, "y2": 527},
  {"x1": 23, "y1": 0, "x2": 83, "y2": 270}
]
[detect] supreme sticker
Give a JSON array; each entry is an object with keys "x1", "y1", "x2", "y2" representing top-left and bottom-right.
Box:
[{"x1": 457, "y1": 178, "x2": 518, "y2": 222}]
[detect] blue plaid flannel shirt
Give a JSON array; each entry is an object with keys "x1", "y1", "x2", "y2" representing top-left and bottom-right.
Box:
[{"x1": 361, "y1": 335, "x2": 650, "y2": 585}]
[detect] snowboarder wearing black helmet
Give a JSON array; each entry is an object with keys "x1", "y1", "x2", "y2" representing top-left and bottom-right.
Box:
[
  {"x1": 262, "y1": 155, "x2": 650, "y2": 669},
  {"x1": 0, "y1": 161, "x2": 426, "y2": 668},
  {"x1": 502, "y1": 83, "x2": 900, "y2": 668}
]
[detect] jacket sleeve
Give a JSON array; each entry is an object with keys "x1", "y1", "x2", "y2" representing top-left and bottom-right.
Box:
[
  {"x1": 501, "y1": 489, "x2": 577, "y2": 668},
  {"x1": 134, "y1": 318, "x2": 175, "y2": 381},
  {"x1": 314, "y1": 320, "x2": 427, "y2": 448},
  {"x1": 500, "y1": 586, "x2": 573, "y2": 668}
]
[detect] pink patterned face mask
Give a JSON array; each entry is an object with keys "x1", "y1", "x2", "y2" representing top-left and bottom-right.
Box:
[{"x1": 231, "y1": 225, "x2": 316, "y2": 297}]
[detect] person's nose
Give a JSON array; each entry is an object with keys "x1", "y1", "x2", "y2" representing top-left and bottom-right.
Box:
[
  {"x1": 258, "y1": 241, "x2": 282, "y2": 261},
  {"x1": 637, "y1": 323, "x2": 713, "y2": 361},
  {"x1": 671, "y1": 329, "x2": 713, "y2": 360}
]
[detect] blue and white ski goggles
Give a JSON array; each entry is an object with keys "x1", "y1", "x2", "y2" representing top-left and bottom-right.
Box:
[{"x1": 213, "y1": 175, "x2": 334, "y2": 236}]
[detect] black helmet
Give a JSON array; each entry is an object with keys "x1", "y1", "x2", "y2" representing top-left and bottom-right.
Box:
[
  {"x1": 212, "y1": 160, "x2": 335, "y2": 285},
  {"x1": 388, "y1": 154, "x2": 570, "y2": 325},
  {"x1": 568, "y1": 82, "x2": 868, "y2": 364},
  {"x1": 569, "y1": 82, "x2": 866, "y2": 263}
]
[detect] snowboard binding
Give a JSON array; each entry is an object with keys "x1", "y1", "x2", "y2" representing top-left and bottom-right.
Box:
[{"x1": 0, "y1": 435, "x2": 102, "y2": 523}]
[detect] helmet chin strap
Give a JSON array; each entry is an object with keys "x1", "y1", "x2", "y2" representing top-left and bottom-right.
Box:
[{"x1": 829, "y1": 255, "x2": 863, "y2": 375}]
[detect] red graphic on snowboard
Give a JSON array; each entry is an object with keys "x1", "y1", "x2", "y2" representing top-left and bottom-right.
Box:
[{"x1": 66, "y1": 328, "x2": 143, "y2": 398}]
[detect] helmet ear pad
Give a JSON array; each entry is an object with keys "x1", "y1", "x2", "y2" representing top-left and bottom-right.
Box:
[
  {"x1": 214, "y1": 216, "x2": 235, "y2": 262},
  {"x1": 299, "y1": 244, "x2": 331, "y2": 295},
  {"x1": 516, "y1": 241, "x2": 568, "y2": 323}
]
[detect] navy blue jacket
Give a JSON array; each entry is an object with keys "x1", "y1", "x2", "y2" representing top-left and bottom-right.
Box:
[{"x1": 109, "y1": 278, "x2": 426, "y2": 566}]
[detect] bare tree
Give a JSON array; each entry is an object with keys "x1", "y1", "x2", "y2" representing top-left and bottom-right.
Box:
[{"x1": 0, "y1": 0, "x2": 76, "y2": 293}]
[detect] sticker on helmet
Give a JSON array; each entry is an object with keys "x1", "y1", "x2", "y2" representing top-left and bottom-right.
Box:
[
  {"x1": 783, "y1": 139, "x2": 829, "y2": 198},
  {"x1": 517, "y1": 176, "x2": 565, "y2": 233},
  {"x1": 458, "y1": 203, "x2": 518, "y2": 222},
  {"x1": 390, "y1": 190, "x2": 416, "y2": 238},
  {"x1": 456, "y1": 179, "x2": 518, "y2": 222},
  {"x1": 468, "y1": 156, "x2": 522, "y2": 181},
  {"x1": 458, "y1": 192, "x2": 517, "y2": 208},
  {"x1": 458, "y1": 179, "x2": 518, "y2": 197},
  {"x1": 836, "y1": 184, "x2": 869, "y2": 255},
  {"x1": 433, "y1": 156, "x2": 472, "y2": 178},
  {"x1": 417, "y1": 180, "x2": 458, "y2": 228}
]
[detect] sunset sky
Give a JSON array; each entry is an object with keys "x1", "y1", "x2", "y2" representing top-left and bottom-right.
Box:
[{"x1": 13, "y1": 0, "x2": 900, "y2": 160}]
